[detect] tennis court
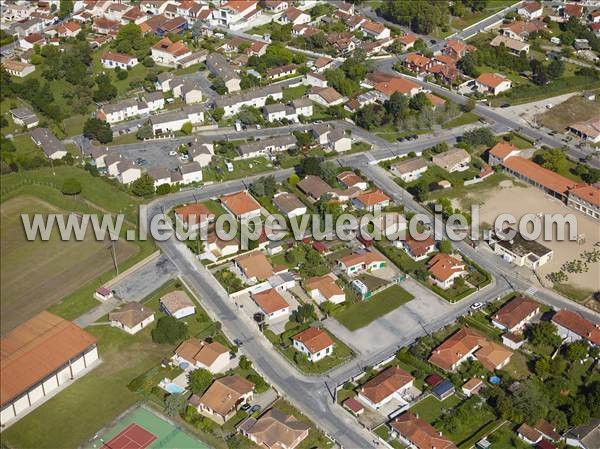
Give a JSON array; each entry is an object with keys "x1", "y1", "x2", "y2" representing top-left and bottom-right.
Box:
[{"x1": 88, "y1": 407, "x2": 211, "y2": 449}]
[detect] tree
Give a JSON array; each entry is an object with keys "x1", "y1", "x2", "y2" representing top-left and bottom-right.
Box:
[
  {"x1": 461, "y1": 127, "x2": 495, "y2": 147},
  {"x1": 288, "y1": 173, "x2": 300, "y2": 186},
  {"x1": 439, "y1": 240, "x2": 452, "y2": 254},
  {"x1": 93, "y1": 74, "x2": 117, "y2": 102},
  {"x1": 239, "y1": 355, "x2": 252, "y2": 370},
  {"x1": 181, "y1": 121, "x2": 193, "y2": 135},
  {"x1": 409, "y1": 92, "x2": 430, "y2": 112},
  {"x1": 320, "y1": 162, "x2": 337, "y2": 185},
  {"x1": 212, "y1": 107, "x2": 225, "y2": 122},
  {"x1": 291, "y1": 303, "x2": 315, "y2": 323},
  {"x1": 116, "y1": 68, "x2": 128, "y2": 80},
  {"x1": 59, "y1": 0, "x2": 74, "y2": 19},
  {"x1": 151, "y1": 316, "x2": 187, "y2": 344},
  {"x1": 131, "y1": 173, "x2": 156, "y2": 197},
  {"x1": 61, "y1": 178, "x2": 82, "y2": 195},
  {"x1": 548, "y1": 58, "x2": 565, "y2": 79},
  {"x1": 534, "y1": 356, "x2": 551, "y2": 378},
  {"x1": 136, "y1": 124, "x2": 153, "y2": 140},
  {"x1": 83, "y1": 118, "x2": 113, "y2": 144},
  {"x1": 565, "y1": 340, "x2": 588, "y2": 362},
  {"x1": 298, "y1": 156, "x2": 322, "y2": 177},
  {"x1": 527, "y1": 321, "x2": 561, "y2": 348},
  {"x1": 293, "y1": 130, "x2": 314, "y2": 148},
  {"x1": 534, "y1": 148, "x2": 567, "y2": 173},
  {"x1": 164, "y1": 393, "x2": 187, "y2": 417},
  {"x1": 156, "y1": 184, "x2": 171, "y2": 195},
  {"x1": 188, "y1": 368, "x2": 213, "y2": 395}
]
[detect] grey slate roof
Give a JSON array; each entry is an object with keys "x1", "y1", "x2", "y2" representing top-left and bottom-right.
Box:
[{"x1": 29, "y1": 128, "x2": 65, "y2": 157}]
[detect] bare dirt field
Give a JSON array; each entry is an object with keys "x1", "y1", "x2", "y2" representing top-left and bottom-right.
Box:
[
  {"x1": 474, "y1": 184, "x2": 599, "y2": 295},
  {"x1": 0, "y1": 196, "x2": 138, "y2": 333},
  {"x1": 536, "y1": 95, "x2": 600, "y2": 133}
]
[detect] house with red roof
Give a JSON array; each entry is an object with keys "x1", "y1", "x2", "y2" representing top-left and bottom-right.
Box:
[
  {"x1": 488, "y1": 141, "x2": 520, "y2": 166},
  {"x1": 398, "y1": 235, "x2": 436, "y2": 261},
  {"x1": 174, "y1": 203, "x2": 215, "y2": 232},
  {"x1": 552, "y1": 310, "x2": 600, "y2": 346},
  {"x1": 361, "y1": 20, "x2": 390, "y2": 40},
  {"x1": 357, "y1": 366, "x2": 414, "y2": 409},
  {"x1": 491, "y1": 296, "x2": 540, "y2": 333},
  {"x1": 352, "y1": 189, "x2": 391, "y2": 212},
  {"x1": 220, "y1": 191, "x2": 261, "y2": 220},
  {"x1": 518, "y1": 1, "x2": 543, "y2": 20},
  {"x1": 391, "y1": 412, "x2": 457, "y2": 449},
  {"x1": 404, "y1": 53, "x2": 432, "y2": 74},
  {"x1": 151, "y1": 37, "x2": 192, "y2": 67},
  {"x1": 567, "y1": 184, "x2": 600, "y2": 220},
  {"x1": 427, "y1": 253, "x2": 467, "y2": 289},
  {"x1": 374, "y1": 77, "x2": 423, "y2": 98},
  {"x1": 277, "y1": 7, "x2": 310, "y2": 26},
  {"x1": 291, "y1": 327, "x2": 334, "y2": 362},
  {"x1": 338, "y1": 251, "x2": 386, "y2": 276},
  {"x1": 101, "y1": 51, "x2": 139, "y2": 69},
  {"x1": 475, "y1": 73, "x2": 512, "y2": 95},
  {"x1": 251, "y1": 288, "x2": 290, "y2": 320},
  {"x1": 211, "y1": 1, "x2": 260, "y2": 29}
]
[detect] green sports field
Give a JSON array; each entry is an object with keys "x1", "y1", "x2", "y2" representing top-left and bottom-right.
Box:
[{"x1": 87, "y1": 407, "x2": 211, "y2": 449}]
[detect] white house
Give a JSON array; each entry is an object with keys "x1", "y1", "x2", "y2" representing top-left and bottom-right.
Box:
[
  {"x1": 491, "y1": 296, "x2": 539, "y2": 333},
  {"x1": 160, "y1": 291, "x2": 196, "y2": 319},
  {"x1": 179, "y1": 162, "x2": 203, "y2": 184},
  {"x1": 352, "y1": 189, "x2": 391, "y2": 213},
  {"x1": 10, "y1": 107, "x2": 38, "y2": 129},
  {"x1": 273, "y1": 192, "x2": 307, "y2": 218},
  {"x1": 215, "y1": 84, "x2": 283, "y2": 117},
  {"x1": 518, "y1": 1, "x2": 543, "y2": 20},
  {"x1": 109, "y1": 303, "x2": 155, "y2": 335},
  {"x1": 552, "y1": 310, "x2": 600, "y2": 347},
  {"x1": 117, "y1": 160, "x2": 142, "y2": 185},
  {"x1": 220, "y1": 191, "x2": 262, "y2": 220},
  {"x1": 251, "y1": 288, "x2": 290, "y2": 321},
  {"x1": 150, "y1": 105, "x2": 204, "y2": 135},
  {"x1": 101, "y1": 51, "x2": 139, "y2": 69},
  {"x1": 475, "y1": 73, "x2": 512, "y2": 95},
  {"x1": 357, "y1": 367, "x2": 414, "y2": 410},
  {"x1": 151, "y1": 37, "x2": 192, "y2": 67},
  {"x1": 303, "y1": 275, "x2": 346, "y2": 305},
  {"x1": 427, "y1": 253, "x2": 467, "y2": 290},
  {"x1": 277, "y1": 7, "x2": 310, "y2": 26},
  {"x1": 390, "y1": 157, "x2": 428, "y2": 182},
  {"x1": 291, "y1": 327, "x2": 334, "y2": 363},
  {"x1": 211, "y1": 1, "x2": 260, "y2": 29},
  {"x1": 173, "y1": 338, "x2": 231, "y2": 373}
]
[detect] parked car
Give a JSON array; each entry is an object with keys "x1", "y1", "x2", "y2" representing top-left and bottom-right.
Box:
[
  {"x1": 169, "y1": 150, "x2": 177, "y2": 156},
  {"x1": 241, "y1": 403, "x2": 251, "y2": 412},
  {"x1": 234, "y1": 338, "x2": 243, "y2": 346},
  {"x1": 250, "y1": 405, "x2": 262, "y2": 413},
  {"x1": 470, "y1": 302, "x2": 483, "y2": 310},
  {"x1": 180, "y1": 154, "x2": 189, "y2": 161}
]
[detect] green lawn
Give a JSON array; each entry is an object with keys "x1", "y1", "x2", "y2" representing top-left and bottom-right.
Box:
[
  {"x1": 333, "y1": 284, "x2": 414, "y2": 330},
  {"x1": 204, "y1": 156, "x2": 275, "y2": 182},
  {"x1": 442, "y1": 112, "x2": 479, "y2": 129},
  {"x1": 553, "y1": 282, "x2": 593, "y2": 302},
  {"x1": 488, "y1": 422, "x2": 531, "y2": 449},
  {"x1": 375, "y1": 242, "x2": 427, "y2": 273},
  {"x1": 410, "y1": 395, "x2": 462, "y2": 423},
  {"x1": 282, "y1": 85, "x2": 309, "y2": 102}
]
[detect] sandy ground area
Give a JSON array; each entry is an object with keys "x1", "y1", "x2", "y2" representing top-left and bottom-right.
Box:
[
  {"x1": 499, "y1": 92, "x2": 579, "y2": 127},
  {"x1": 474, "y1": 183, "x2": 599, "y2": 292}
]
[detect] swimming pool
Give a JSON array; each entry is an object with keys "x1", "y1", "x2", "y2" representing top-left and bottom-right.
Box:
[{"x1": 164, "y1": 383, "x2": 185, "y2": 394}]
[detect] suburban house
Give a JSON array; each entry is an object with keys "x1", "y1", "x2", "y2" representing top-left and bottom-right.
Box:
[
  {"x1": 399, "y1": 235, "x2": 436, "y2": 261},
  {"x1": 390, "y1": 157, "x2": 428, "y2": 182},
  {"x1": 204, "y1": 232, "x2": 240, "y2": 260},
  {"x1": 429, "y1": 327, "x2": 513, "y2": 372},
  {"x1": 235, "y1": 251, "x2": 274, "y2": 283},
  {"x1": 426, "y1": 253, "x2": 467, "y2": 290},
  {"x1": 191, "y1": 375, "x2": 254, "y2": 424},
  {"x1": 251, "y1": 288, "x2": 290, "y2": 321},
  {"x1": 267, "y1": 64, "x2": 297, "y2": 81},
  {"x1": 432, "y1": 148, "x2": 471, "y2": 173},
  {"x1": 518, "y1": 1, "x2": 543, "y2": 20},
  {"x1": 174, "y1": 203, "x2": 215, "y2": 232},
  {"x1": 517, "y1": 423, "x2": 543, "y2": 445},
  {"x1": 211, "y1": 1, "x2": 260, "y2": 29},
  {"x1": 308, "y1": 86, "x2": 347, "y2": 107},
  {"x1": 488, "y1": 141, "x2": 520, "y2": 166},
  {"x1": 304, "y1": 71, "x2": 329, "y2": 88},
  {"x1": 151, "y1": 37, "x2": 192, "y2": 66},
  {"x1": 371, "y1": 212, "x2": 407, "y2": 239},
  {"x1": 361, "y1": 19, "x2": 390, "y2": 39},
  {"x1": 273, "y1": 192, "x2": 307, "y2": 218},
  {"x1": 108, "y1": 303, "x2": 155, "y2": 335},
  {"x1": 237, "y1": 135, "x2": 296, "y2": 159},
  {"x1": 160, "y1": 290, "x2": 196, "y2": 319},
  {"x1": 149, "y1": 105, "x2": 204, "y2": 135},
  {"x1": 564, "y1": 418, "x2": 600, "y2": 449},
  {"x1": 2, "y1": 60, "x2": 35, "y2": 78},
  {"x1": 405, "y1": 53, "x2": 432, "y2": 74},
  {"x1": 398, "y1": 33, "x2": 417, "y2": 50},
  {"x1": 338, "y1": 252, "x2": 386, "y2": 276},
  {"x1": 357, "y1": 366, "x2": 414, "y2": 410},
  {"x1": 263, "y1": 99, "x2": 313, "y2": 123},
  {"x1": 353, "y1": 189, "x2": 391, "y2": 212},
  {"x1": 374, "y1": 76, "x2": 423, "y2": 99},
  {"x1": 10, "y1": 107, "x2": 38, "y2": 129},
  {"x1": 552, "y1": 310, "x2": 600, "y2": 346},
  {"x1": 178, "y1": 162, "x2": 203, "y2": 184},
  {"x1": 500, "y1": 20, "x2": 547, "y2": 41},
  {"x1": 278, "y1": 7, "x2": 310, "y2": 25},
  {"x1": 490, "y1": 35, "x2": 530, "y2": 55},
  {"x1": 313, "y1": 56, "x2": 335, "y2": 73},
  {"x1": 462, "y1": 378, "x2": 484, "y2": 397},
  {"x1": 390, "y1": 412, "x2": 457, "y2": 449},
  {"x1": 443, "y1": 39, "x2": 472, "y2": 61},
  {"x1": 291, "y1": 327, "x2": 334, "y2": 362},
  {"x1": 491, "y1": 296, "x2": 540, "y2": 333},
  {"x1": 492, "y1": 228, "x2": 554, "y2": 269},
  {"x1": 474, "y1": 73, "x2": 512, "y2": 95},
  {"x1": 338, "y1": 171, "x2": 368, "y2": 191},
  {"x1": 238, "y1": 408, "x2": 310, "y2": 449},
  {"x1": 172, "y1": 338, "x2": 231, "y2": 373},
  {"x1": 264, "y1": 0, "x2": 289, "y2": 13},
  {"x1": 303, "y1": 275, "x2": 346, "y2": 305},
  {"x1": 101, "y1": 51, "x2": 139, "y2": 69},
  {"x1": 0, "y1": 312, "x2": 99, "y2": 426},
  {"x1": 215, "y1": 84, "x2": 283, "y2": 117},
  {"x1": 18, "y1": 32, "x2": 45, "y2": 49},
  {"x1": 96, "y1": 98, "x2": 145, "y2": 124},
  {"x1": 30, "y1": 128, "x2": 67, "y2": 160},
  {"x1": 206, "y1": 53, "x2": 241, "y2": 93},
  {"x1": 327, "y1": 128, "x2": 352, "y2": 152},
  {"x1": 220, "y1": 191, "x2": 261, "y2": 220}
]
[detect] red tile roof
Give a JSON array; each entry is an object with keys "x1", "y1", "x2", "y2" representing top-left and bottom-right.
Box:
[
  {"x1": 359, "y1": 367, "x2": 413, "y2": 404},
  {"x1": 174, "y1": 203, "x2": 215, "y2": 225},
  {"x1": 252, "y1": 288, "x2": 289, "y2": 314},
  {"x1": 490, "y1": 141, "x2": 519, "y2": 159},
  {"x1": 502, "y1": 156, "x2": 578, "y2": 196},
  {"x1": 292, "y1": 327, "x2": 334, "y2": 354},
  {"x1": 374, "y1": 77, "x2": 420, "y2": 96},
  {"x1": 220, "y1": 191, "x2": 261, "y2": 216},
  {"x1": 427, "y1": 253, "x2": 465, "y2": 282},
  {"x1": 492, "y1": 296, "x2": 539, "y2": 329},
  {"x1": 355, "y1": 189, "x2": 390, "y2": 207},
  {"x1": 390, "y1": 412, "x2": 457, "y2": 449},
  {"x1": 476, "y1": 72, "x2": 509, "y2": 89},
  {"x1": 552, "y1": 310, "x2": 600, "y2": 346},
  {"x1": 403, "y1": 235, "x2": 435, "y2": 258},
  {"x1": 568, "y1": 185, "x2": 600, "y2": 207},
  {"x1": 1, "y1": 312, "x2": 97, "y2": 406}
]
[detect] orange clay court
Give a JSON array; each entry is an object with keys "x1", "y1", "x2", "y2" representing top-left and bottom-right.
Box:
[{"x1": 101, "y1": 424, "x2": 157, "y2": 449}]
